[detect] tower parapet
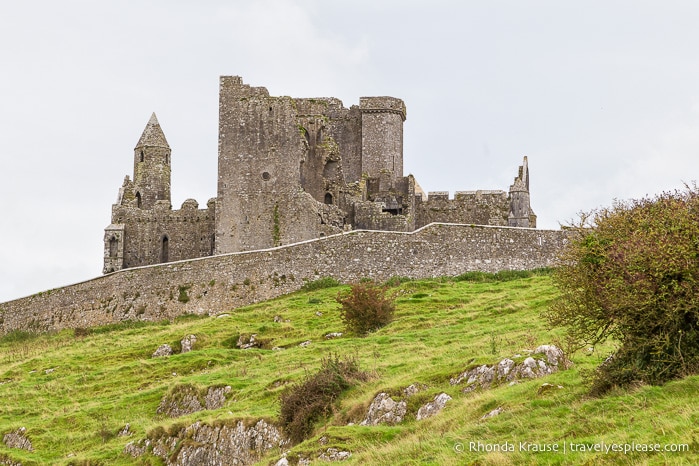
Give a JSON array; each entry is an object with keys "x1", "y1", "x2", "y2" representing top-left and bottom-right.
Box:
[{"x1": 359, "y1": 97, "x2": 406, "y2": 183}]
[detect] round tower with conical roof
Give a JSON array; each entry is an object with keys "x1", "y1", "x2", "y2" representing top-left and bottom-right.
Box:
[{"x1": 133, "y1": 113, "x2": 171, "y2": 209}]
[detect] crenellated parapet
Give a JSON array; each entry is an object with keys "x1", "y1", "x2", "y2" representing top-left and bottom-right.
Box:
[{"x1": 415, "y1": 190, "x2": 510, "y2": 227}]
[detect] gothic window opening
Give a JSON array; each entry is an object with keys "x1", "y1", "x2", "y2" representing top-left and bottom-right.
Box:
[
  {"x1": 136, "y1": 192, "x2": 142, "y2": 208},
  {"x1": 140, "y1": 150, "x2": 144, "y2": 162},
  {"x1": 324, "y1": 192, "x2": 333, "y2": 205},
  {"x1": 109, "y1": 236, "x2": 118, "y2": 258},
  {"x1": 161, "y1": 235, "x2": 169, "y2": 263}
]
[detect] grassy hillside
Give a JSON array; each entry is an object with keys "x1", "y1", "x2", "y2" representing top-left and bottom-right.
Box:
[{"x1": 0, "y1": 272, "x2": 697, "y2": 465}]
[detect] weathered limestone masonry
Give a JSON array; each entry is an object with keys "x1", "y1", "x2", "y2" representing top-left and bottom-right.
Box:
[
  {"x1": 0, "y1": 224, "x2": 568, "y2": 335},
  {"x1": 104, "y1": 114, "x2": 216, "y2": 272},
  {"x1": 104, "y1": 76, "x2": 536, "y2": 274}
]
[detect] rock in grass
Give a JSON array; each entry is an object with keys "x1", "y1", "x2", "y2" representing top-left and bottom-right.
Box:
[
  {"x1": 157, "y1": 384, "x2": 203, "y2": 417},
  {"x1": 118, "y1": 423, "x2": 131, "y2": 437},
  {"x1": 181, "y1": 334, "x2": 197, "y2": 353},
  {"x1": 450, "y1": 344, "x2": 569, "y2": 393},
  {"x1": 152, "y1": 344, "x2": 173, "y2": 358},
  {"x1": 124, "y1": 439, "x2": 150, "y2": 457},
  {"x1": 157, "y1": 384, "x2": 232, "y2": 417},
  {"x1": 148, "y1": 419, "x2": 288, "y2": 464},
  {"x1": 3, "y1": 427, "x2": 33, "y2": 451},
  {"x1": 204, "y1": 386, "x2": 232, "y2": 410},
  {"x1": 481, "y1": 407, "x2": 503, "y2": 420},
  {"x1": 237, "y1": 334, "x2": 261, "y2": 349},
  {"x1": 402, "y1": 383, "x2": 427, "y2": 397},
  {"x1": 319, "y1": 447, "x2": 352, "y2": 461},
  {"x1": 361, "y1": 393, "x2": 407, "y2": 426},
  {"x1": 416, "y1": 393, "x2": 452, "y2": 420}
]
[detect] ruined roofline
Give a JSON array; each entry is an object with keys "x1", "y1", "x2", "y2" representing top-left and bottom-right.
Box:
[{"x1": 359, "y1": 96, "x2": 406, "y2": 121}]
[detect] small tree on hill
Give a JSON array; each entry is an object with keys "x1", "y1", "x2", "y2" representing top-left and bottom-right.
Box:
[
  {"x1": 279, "y1": 355, "x2": 367, "y2": 443},
  {"x1": 336, "y1": 281, "x2": 396, "y2": 335},
  {"x1": 546, "y1": 186, "x2": 699, "y2": 395}
]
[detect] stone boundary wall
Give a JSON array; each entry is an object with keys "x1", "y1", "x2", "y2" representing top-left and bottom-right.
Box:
[{"x1": 0, "y1": 223, "x2": 569, "y2": 335}]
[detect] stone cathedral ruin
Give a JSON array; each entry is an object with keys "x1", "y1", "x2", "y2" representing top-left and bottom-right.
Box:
[{"x1": 103, "y1": 76, "x2": 536, "y2": 273}]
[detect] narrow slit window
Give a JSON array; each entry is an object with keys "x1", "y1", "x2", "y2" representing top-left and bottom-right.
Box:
[
  {"x1": 161, "y1": 236, "x2": 169, "y2": 263},
  {"x1": 109, "y1": 236, "x2": 118, "y2": 258}
]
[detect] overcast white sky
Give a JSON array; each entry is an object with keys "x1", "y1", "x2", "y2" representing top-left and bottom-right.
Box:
[{"x1": 1, "y1": 1, "x2": 699, "y2": 302}]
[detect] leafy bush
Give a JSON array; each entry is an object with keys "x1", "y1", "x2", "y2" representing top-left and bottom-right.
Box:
[
  {"x1": 301, "y1": 277, "x2": 341, "y2": 291},
  {"x1": 336, "y1": 281, "x2": 396, "y2": 335},
  {"x1": 279, "y1": 355, "x2": 367, "y2": 443},
  {"x1": 545, "y1": 187, "x2": 699, "y2": 395}
]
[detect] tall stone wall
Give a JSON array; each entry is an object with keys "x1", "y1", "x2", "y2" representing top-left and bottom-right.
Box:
[
  {"x1": 0, "y1": 223, "x2": 569, "y2": 335},
  {"x1": 416, "y1": 191, "x2": 510, "y2": 227},
  {"x1": 215, "y1": 77, "x2": 344, "y2": 254}
]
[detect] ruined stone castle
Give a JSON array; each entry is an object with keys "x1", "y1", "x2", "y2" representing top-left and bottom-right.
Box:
[{"x1": 103, "y1": 76, "x2": 536, "y2": 273}]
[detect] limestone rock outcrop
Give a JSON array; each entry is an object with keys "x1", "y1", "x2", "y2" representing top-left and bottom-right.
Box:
[
  {"x1": 2, "y1": 427, "x2": 32, "y2": 451},
  {"x1": 152, "y1": 344, "x2": 173, "y2": 358},
  {"x1": 360, "y1": 393, "x2": 407, "y2": 426},
  {"x1": 180, "y1": 334, "x2": 197, "y2": 353},
  {"x1": 236, "y1": 333, "x2": 261, "y2": 350},
  {"x1": 450, "y1": 345, "x2": 569, "y2": 393},
  {"x1": 145, "y1": 419, "x2": 287, "y2": 466},
  {"x1": 416, "y1": 393, "x2": 452, "y2": 420},
  {"x1": 156, "y1": 384, "x2": 231, "y2": 418}
]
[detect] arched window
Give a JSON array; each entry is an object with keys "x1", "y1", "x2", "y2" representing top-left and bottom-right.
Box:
[
  {"x1": 140, "y1": 150, "x2": 144, "y2": 162},
  {"x1": 161, "y1": 235, "x2": 169, "y2": 263},
  {"x1": 109, "y1": 236, "x2": 118, "y2": 258},
  {"x1": 324, "y1": 192, "x2": 333, "y2": 205},
  {"x1": 136, "y1": 192, "x2": 142, "y2": 208}
]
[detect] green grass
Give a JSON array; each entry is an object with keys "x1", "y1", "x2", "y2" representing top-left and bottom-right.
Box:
[{"x1": 0, "y1": 273, "x2": 697, "y2": 465}]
